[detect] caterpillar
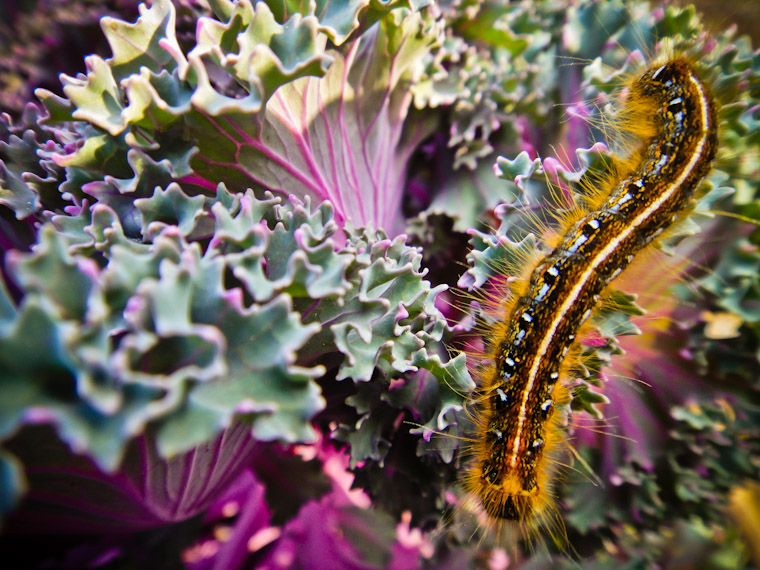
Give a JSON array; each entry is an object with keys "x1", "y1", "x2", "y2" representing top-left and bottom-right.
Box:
[{"x1": 462, "y1": 56, "x2": 719, "y2": 534}]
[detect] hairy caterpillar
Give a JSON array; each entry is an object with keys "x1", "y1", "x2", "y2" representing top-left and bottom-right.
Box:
[{"x1": 462, "y1": 56, "x2": 719, "y2": 534}]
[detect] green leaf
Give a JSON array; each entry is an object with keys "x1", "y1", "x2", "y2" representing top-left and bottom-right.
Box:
[
  {"x1": 62, "y1": 56, "x2": 125, "y2": 136},
  {"x1": 101, "y1": 0, "x2": 184, "y2": 79},
  {"x1": 134, "y1": 182, "x2": 207, "y2": 238}
]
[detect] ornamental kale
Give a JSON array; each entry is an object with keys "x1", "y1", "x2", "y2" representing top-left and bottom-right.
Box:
[{"x1": 1, "y1": 1, "x2": 759, "y2": 569}]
